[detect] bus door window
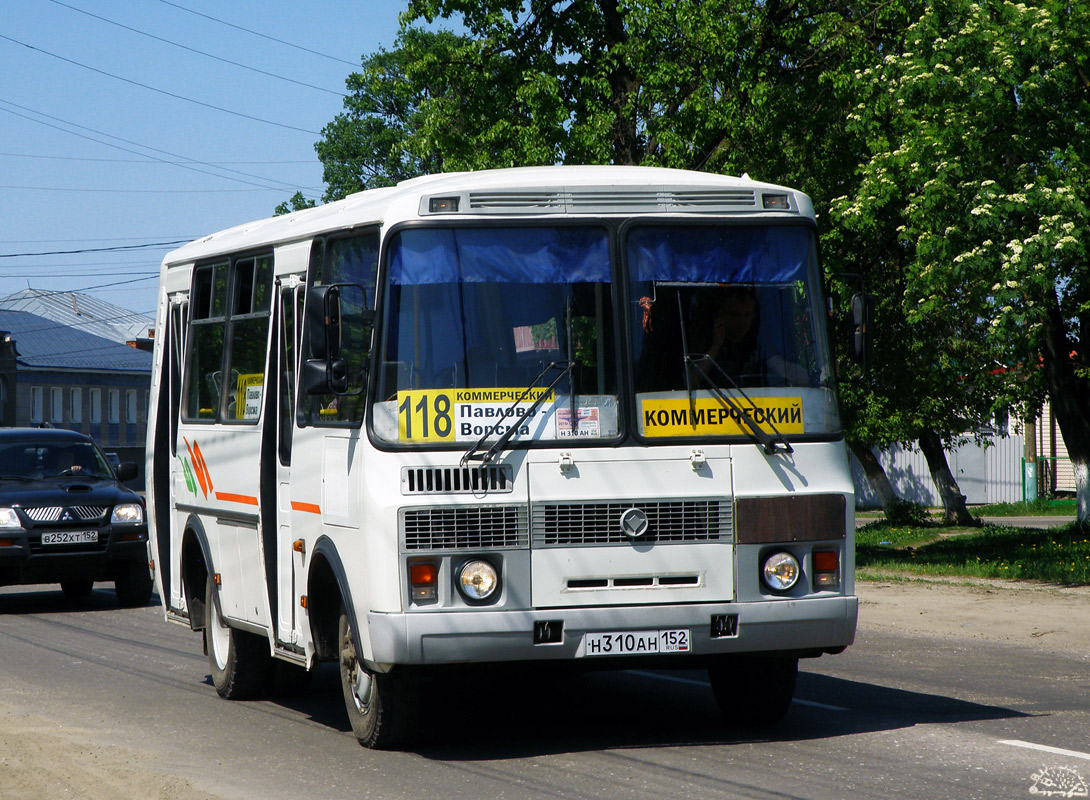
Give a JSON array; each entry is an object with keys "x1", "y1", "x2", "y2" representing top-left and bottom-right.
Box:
[{"x1": 278, "y1": 282, "x2": 303, "y2": 464}]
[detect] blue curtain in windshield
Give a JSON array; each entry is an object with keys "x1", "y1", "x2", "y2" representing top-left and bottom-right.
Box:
[
  {"x1": 627, "y1": 225, "x2": 811, "y2": 284},
  {"x1": 390, "y1": 227, "x2": 610, "y2": 285}
]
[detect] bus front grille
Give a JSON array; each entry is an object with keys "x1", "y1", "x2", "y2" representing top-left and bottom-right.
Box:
[
  {"x1": 531, "y1": 499, "x2": 732, "y2": 547},
  {"x1": 400, "y1": 504, "x2": 529, "y2": 551},
  {"x1": 401, "y1": 465, "x2": 513, "y2": 495}
]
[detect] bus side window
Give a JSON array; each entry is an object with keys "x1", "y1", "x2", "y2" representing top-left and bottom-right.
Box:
[
  {"x1": 182, "y1": 263, "x2": 227, "y2": 420},
  {"x1": 302, "y1": 232, "x2": 378, "y2": 425}
]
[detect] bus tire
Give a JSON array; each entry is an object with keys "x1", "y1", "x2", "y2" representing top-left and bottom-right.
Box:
[
  {"x1": 708, "y1": 655, "x2": 797, "y2": 727},
  {"x1": 338, "y1": 607, "x2": 418, "y2": 749},
  {"x1": 204, "y1": 578, "x2": 268, "y2": 700},
  {"x1": 115, "y1": 559, "x2": 153, "y2": 607}
]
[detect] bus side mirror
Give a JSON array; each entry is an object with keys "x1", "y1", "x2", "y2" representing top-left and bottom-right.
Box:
[
  {"x1": 306, "y1": 285, "x2": 340, "y2": 360},
  {"x1": 302, "y1": 357, "x2": 350, "y2": 395},
  {"x1": 850, "y1": 293, "x2": 874, "y2": 371},
  {"x1": 302, "y1": 282, "x2": 371, "y2": 396}
]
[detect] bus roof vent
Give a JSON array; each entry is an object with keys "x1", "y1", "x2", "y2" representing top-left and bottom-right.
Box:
[
  {"x1": 455, "y1": 188, "x2": 759, "y2": 215},
  {"x1": 667, "y1": 190, "x2": 757, "y2": 209},
  {"x1": 468, "y1": 191, "x2": 565, "y2": 211},
  {"x1": 401, "y1": 465, "x2": 514, "y2": 495}
]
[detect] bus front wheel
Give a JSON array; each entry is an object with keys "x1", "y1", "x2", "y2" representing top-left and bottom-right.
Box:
[
  {"x1": 204, "y1": 578, "x2": 268, "y2": 700},
  {"x1": 338, "y1": 608, "x2": 418, "y2": 749},
  {"x1": 708, "y1": 655, "x2": 798, "y2": 727}
]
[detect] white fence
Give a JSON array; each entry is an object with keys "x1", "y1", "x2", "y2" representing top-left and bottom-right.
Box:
[{"x1": 851, "y1": 433, "x2": 1027, "y2": 508}]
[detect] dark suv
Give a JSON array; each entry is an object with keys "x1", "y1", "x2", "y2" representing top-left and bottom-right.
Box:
[{"x1": 0, "y1": 428, "x2": 152, "y2": 606}]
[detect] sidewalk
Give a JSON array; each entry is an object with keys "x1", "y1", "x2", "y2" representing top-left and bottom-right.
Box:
[{"x1": 857, "y1": 576, "x2": 1090, "y2": 656}]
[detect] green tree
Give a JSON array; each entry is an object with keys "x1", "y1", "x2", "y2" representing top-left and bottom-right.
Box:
[
  {"x1": 274, "y1": 191, "x2": 317, "y2": 216},
  {"x1": 324, "y1": 0, "x2": 1014, "y2": 519},
  {"x1": 836, "y1": 0, "x2": 1090, "y2": 522}
]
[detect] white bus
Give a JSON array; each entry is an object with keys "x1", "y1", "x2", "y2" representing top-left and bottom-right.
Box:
[{"x1": 146, "y1": 166, "x2": 858, "y2": 748}]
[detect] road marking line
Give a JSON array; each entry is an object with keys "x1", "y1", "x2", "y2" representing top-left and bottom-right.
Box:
[
  {"x1": 625, "y1": 670, "x2": 847, "y2": 711},
  {"x1": 999, "y1": 740, "x2": 1090, "y2": 762}
]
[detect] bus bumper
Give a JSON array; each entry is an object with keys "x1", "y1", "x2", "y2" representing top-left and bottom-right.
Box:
[{"x1": 366, "y1": 595, "x2": 857, "y2": 666}]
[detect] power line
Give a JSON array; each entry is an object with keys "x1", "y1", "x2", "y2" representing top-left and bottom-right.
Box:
[
  {"x1": 46, "y1": 0, "x2": 347, "y2": 98},
  {"x1": 0, "y1": 99, "x2": 318, "y2": 193},
  {"x1": 0, "y1": 33, "x2": 321, "y2": 135},
  {"x1": 157, "y1": 0, "x2": 361, "y2": 67},
  {"x1": 0, "y1": 240, "x2": 191, "y2": 258},
  {"x1": 1, "y1": 237, "x2": 188, "y2": 244},
  {"x1": 1, "y1": 184, "x2": 292, "y2": 194},
  {"x1": 0, "y1": 152, "x2": 314, "y2": 165}
]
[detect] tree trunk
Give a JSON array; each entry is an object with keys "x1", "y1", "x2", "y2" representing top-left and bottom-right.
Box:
[
  {"x1": 917, "y1": 429, "x2": 976, "y2": 526},
  {"x1": 1040, "y1": 294, "x2": 1090, "y2": 524},
  {"x1": 847, "y1": 440, "x2": 900, "y2": 514}
]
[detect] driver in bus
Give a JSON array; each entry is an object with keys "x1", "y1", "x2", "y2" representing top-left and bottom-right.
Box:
[{"x1": 702, "y1": 286, "x2": 809, "y2": 387}]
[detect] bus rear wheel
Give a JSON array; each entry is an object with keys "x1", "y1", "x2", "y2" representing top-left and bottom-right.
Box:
[
  {"x1": 338, "y1": 608, "x2": 418, "y2": 749},
  {"x1": 708, "y1": 655, "x2": 798, "y2": 727},
  {"x1": 204, "y1": 578, "x2": 268, "y2": 700}
]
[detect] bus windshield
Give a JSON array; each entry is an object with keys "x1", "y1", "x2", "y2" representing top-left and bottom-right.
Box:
[
  {"x1": 372, "y1": 222, "x2": 840, "y2": 448},
  {"x1": 373, "y1": 226, "x2": 619, "y2": 446},
  {"x1": 627, "y1": 224, "x2": 840, "y2": 440}
]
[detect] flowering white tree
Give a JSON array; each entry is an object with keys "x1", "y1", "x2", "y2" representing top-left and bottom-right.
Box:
[{"x1": 835, "y1": 0, "x2": 1090, "y2": 522}]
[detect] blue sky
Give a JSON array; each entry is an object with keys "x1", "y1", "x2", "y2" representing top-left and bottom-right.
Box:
[{"x1": 1, "y1": 0, "x2": 406, "y2": 320}]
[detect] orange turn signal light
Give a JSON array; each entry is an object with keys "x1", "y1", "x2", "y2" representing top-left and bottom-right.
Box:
[
  {"x1": 813, "y1": 550, "x2": 839, "y2": 572},
  {"x1": 410, "y1": 562, "x2": 437, "y2": 585}
]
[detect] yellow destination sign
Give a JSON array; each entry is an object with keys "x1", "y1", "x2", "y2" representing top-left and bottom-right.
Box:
[
  {"x1": 398, "y1": 388, "x2": 554, "y2": 443},
  {"x1": 640, "y1": 397, "x2": 803, "y2": 437}
]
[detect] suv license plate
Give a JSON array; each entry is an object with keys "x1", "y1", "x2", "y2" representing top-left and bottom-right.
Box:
[
  {"x1": 583, "y1": 629, "x2": 690, "y2": 657},
  {"x1": 41, "y1": 531, "x2": 98, "y2": 545}
]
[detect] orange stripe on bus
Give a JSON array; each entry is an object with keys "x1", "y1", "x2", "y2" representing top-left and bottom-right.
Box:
[
  {"x1": 214, "y1": 492, "x2": 259, "y2": 506},
  {"x1": 291, "y1": 501, "x2": 322, "y2": 515}
]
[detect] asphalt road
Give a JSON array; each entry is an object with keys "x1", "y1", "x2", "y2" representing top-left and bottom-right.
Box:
[{"x1": 1, "y1": 585, "x2": 1087, "y2": 800}]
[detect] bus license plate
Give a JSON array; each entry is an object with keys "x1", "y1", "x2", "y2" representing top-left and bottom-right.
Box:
[
  {"x1": 583, "y1": 629, "x2": 690, "y2": 657},
  {"x1": 41, "y1": 531, "x2": 98, "y2": 545}
]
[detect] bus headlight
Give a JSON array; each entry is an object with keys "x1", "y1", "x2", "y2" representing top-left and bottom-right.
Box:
[
  {"x1": 761, "y1": 551, "x2": 800, "y2": 593},
  {"x1": 456, "y1": 559, "x2": 499, "y2": 603}
]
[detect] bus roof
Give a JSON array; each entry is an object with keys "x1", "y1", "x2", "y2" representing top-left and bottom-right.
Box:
[{"x1": 162, "y1": 165, "x2": 812, "y2": 266}]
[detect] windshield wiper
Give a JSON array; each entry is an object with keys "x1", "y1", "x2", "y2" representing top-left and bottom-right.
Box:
[
  {"x1": 460, "y1": 361, "x2": 569, "y2": 466},
  {"x1": 564, "y1": 296, "x2": 576, "y2": 431},
  {"x1": 687, "y1": 355, "x2": 793, "y2": 455},
  {"x1": 0, "y1": 475, "x2": 33, "y2": 482},
  {"x1": 673, "y1": 288, "x2": 792, "y2": 456}
]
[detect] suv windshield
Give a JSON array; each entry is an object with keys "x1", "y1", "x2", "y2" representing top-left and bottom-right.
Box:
[
  {"x1": 626, "y1": 224, "x2": 840, "y2": 440},
  {"x1": 0, "y1": 441, "x2": 113, "y2": 480},
  {"x1": 373, "y1": 226, "x2": 618, "y2": 446}
]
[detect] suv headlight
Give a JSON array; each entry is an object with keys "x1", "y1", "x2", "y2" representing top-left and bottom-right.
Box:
[
  {"x1": 111, "y1": 503, "x2": 144, "y2": 524},
  {"x1": 0, "y1": 508, "x2": 21, "y2": 529}
]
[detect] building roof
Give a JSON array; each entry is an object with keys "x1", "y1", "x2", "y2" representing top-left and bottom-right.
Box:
[
  {"x1": 0, "y1": 289, "x2": 153, "y2": 344},
  {"x1": 0, "y1": 309, "x2": 151, "y2": 373}
]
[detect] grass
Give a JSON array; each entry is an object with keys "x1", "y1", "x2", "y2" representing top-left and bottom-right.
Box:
[
  {"x1": 971, "y1": 497, "x2": 1078, "y2": 517},
  {"x1": 855, "y1": 519, "x2": 1090, "y2": 585}
]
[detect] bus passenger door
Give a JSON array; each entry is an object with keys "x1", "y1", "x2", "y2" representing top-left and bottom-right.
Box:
[{"x1": 273, "y1": 278, "x2": 306, "y2": 646}]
